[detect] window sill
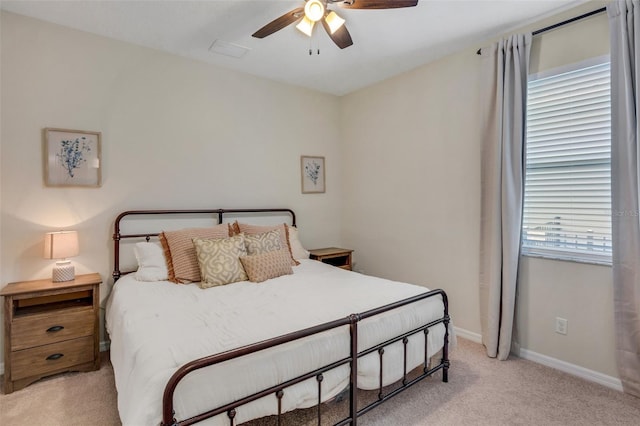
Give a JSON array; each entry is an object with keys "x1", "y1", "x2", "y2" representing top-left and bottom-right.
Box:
[{"x1": 521, "y1": 250, "x2": 612, "y2": 267}]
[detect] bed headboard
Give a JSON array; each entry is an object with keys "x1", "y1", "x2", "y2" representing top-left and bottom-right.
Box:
[{"x1": 112, "y1": 208, "x2": 296, "y2": 281}]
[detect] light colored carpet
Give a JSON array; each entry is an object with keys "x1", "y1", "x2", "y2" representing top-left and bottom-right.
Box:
[{"x1": 1, "y1": 338, "x2": 639, "y2": 425}]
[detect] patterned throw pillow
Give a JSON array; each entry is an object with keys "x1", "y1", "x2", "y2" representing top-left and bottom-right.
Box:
[
  {"x1": 235, "y1": 222, "x2": 299, "y2": 266},
  {"x1": 244, "y1": 230, "x2": 282, "y2": 255},
  {"x1": 240, "y1": 249, "x2": 293, "y2": 283},
  {"x1": 160, "y1": 224, "x2": 231, "y2": 283},
  {"x1": 193, "y1": 234, "x2": 248, "y2": 289}
]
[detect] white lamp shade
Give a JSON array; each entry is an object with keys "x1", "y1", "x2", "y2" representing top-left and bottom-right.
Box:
[
  {"x1": 44, "y1": 231, "x2": 79, "y2": 259},
  {"x1": 296, "y1": 16, "x2": 315, "y2": 37},
  {"x1": 325, "y1": 11, "x2": 345, "y2": 34}
]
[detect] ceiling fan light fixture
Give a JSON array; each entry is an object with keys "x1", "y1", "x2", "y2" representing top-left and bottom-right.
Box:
[
  {"x1": 296, "y1": 16, "x2": 315, "y2": 37},
  {"x1": 254, "y1": 0, "x2": 418, "y2": 49},
  {"x1": 325, "y1": 11, "x2": 345, "y2": 34},
  {"x1": 304, "y1": 0, "x2": 325, "y2": 22}
]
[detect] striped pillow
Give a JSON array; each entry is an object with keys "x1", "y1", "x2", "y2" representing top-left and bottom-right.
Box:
[{"x1": 160, "y1": 224, "x2": 230, "y2": 283}]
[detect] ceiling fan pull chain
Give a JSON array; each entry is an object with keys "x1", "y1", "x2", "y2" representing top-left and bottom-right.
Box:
[{"x1": 306, "y1": 31, "x2": 321, "y2": 56}]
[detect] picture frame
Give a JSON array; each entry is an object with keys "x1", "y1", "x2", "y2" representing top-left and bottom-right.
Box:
[
  {"x1": 301, "y1": 155, "x2": 325, "y2": 194},
  {"x1": 44, "y1": 128, "x2": 102, "y2": 187}
]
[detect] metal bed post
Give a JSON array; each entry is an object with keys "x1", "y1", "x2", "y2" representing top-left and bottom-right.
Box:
[
  {"x1": 441, "y1": 290, "x2": 450, "y2": 382},
  {"x1": 349, "y1": 313, "x2": 359, "y2": 426}
]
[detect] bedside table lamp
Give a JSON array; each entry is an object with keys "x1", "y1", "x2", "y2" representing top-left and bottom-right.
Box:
[{"x1": 44, "y1": 231, "x2": 79, "y2": 282}]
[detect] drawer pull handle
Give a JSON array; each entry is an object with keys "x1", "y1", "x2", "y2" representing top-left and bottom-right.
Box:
[
  {"x1": 46, "y1": 353, "x2": 64, "y2": 361},
  {"x1": 46, "y1": 325, "x2": 65, "y2": 333}
]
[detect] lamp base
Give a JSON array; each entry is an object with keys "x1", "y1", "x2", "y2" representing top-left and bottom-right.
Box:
[{"x1": 52, "y1": 260, "x2": 75, "y2": 282}]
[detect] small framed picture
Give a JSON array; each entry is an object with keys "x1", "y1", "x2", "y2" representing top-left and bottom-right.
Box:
[
  {"x1": 44, "y1": 128, "x2": 101, "y2": 187},
  {"x1": 301, "y1": 155, "x2": 325, "y2": 194}
]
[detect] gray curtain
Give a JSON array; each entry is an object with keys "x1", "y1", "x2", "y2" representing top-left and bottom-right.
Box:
[
  {"x1": 479, "y1": 34, "x2": 532, "y2": 360},
  {"x1": 608, "y1": 0, "x2": 640, "y2": 398}
]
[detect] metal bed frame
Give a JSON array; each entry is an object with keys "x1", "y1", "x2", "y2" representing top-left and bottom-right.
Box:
[{"x1": 112, "y1": 208, "x2": 450, "y2": 426}]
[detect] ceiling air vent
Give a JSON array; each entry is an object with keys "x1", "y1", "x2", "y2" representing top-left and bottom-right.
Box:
[{"x1": 209, "y1": 40, "x2": 251, "y2": 58}]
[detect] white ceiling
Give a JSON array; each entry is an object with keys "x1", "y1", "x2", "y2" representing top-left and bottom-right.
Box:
[{"x1": 1, "y1": 0, "x2": 591, "y2": 96}]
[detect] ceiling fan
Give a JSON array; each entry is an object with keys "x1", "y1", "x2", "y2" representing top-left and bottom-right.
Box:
[{"x1": 252, "y1": 0, "x2": 419, "y2": 50}]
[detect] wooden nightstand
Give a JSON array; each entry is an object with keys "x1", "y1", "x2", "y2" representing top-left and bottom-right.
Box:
[
  {"x1": 309, "y1": 247, "x2": 354, "y2": 271},
  {"x1": 1, "y1": 273, "x2": 101, "y2": 394}
]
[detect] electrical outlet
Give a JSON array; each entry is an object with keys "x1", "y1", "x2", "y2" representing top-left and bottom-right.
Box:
[{"x1": 555, "y1": 317, "x2": 568, "y2": 335}]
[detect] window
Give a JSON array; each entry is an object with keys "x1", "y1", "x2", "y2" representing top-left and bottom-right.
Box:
[{"x1": 522, "y1": 59, "x2": 611, "y2": 264}]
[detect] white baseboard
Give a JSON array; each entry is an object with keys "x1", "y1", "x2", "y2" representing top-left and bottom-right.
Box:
[
  {"x1": 517, "y1": 347, "x2": 623, "y2": 392},
  {"x1": 453, "y1": 326, "x2": 482, "y2": 343},
  {"x1": 453, "y1": 326, "x2": 623, "y2": 392}
]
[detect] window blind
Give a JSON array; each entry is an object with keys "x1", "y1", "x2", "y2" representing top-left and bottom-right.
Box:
[{"x1": 523, "y1": 61, "x2": 611, "y2": 263}]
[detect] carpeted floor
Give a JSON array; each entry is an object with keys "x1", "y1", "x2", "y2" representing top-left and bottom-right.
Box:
[{"x1": 1, "y1": 338, "x2": 639, "y2": 425}]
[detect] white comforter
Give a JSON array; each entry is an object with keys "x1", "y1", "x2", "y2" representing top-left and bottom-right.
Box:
[{"x1": 106, "y1": 259, "x2": 449, "y2": 426}]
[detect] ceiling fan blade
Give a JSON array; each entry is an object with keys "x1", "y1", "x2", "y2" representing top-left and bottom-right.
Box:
[
  {"x1": 252, "y1": 7, "x2": 305, "y2": 38},
  {"x1": 339, "y1": 0, "x2": 418, "y2": 9},
  {"x1": 321, "y1": 20, "x2": 354, "y2": 49}
]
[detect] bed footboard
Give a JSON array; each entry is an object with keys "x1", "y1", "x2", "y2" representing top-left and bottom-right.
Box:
[{"x1": 161, "y1": 289, "x2": 450, "y2": 426}]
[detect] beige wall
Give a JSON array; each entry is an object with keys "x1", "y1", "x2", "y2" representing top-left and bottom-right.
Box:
[
  {"x1": 342, "y1": 2, "x2": 618, "y2": 378},
  {"x1": 340, "y1": 48, "x2": 482, "y2": 337},
  {"x1": 530, "y1": 5, "x2": 609, "y2": 75},
  {"x1": 518, "y1": 257, "x2": 615, "y2": 376},
  {"x1": 0, "y1": 11, "x2": 343, "y2": 356}
]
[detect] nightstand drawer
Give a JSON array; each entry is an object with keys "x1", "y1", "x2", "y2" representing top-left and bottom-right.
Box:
[
  {"x1": 309, "y1": 247, "x2": 353, "y2": 271},
  {"x1": 11, "y1": 307, "x2": 94, "y2": 351},
  {"x1": 11, "y1": 336, "x2": 94, "y2": 381}
]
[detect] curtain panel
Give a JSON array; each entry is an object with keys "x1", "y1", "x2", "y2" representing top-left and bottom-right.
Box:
[
  {"x1": 608, "y1": 0, "x2": 640, "y2": 398},
  {"x1": 479, "y1": 34, "x2": 532, "y2": 360}
]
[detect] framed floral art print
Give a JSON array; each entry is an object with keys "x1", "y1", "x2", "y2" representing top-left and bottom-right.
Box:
[
  {"x1": 301, "y1": 155, "x2": 325, "y2": 194},
  {"x1": 44, "y1": 128, "x2": 102, "y2": 187}
]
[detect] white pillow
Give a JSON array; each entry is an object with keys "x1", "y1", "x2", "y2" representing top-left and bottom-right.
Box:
[
  {"x1": 134, "y1": 242, "x2": 169, "y2": 281},
  {"x1": 287, "y1": 225, "x2": 310, "y2": 260}
]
